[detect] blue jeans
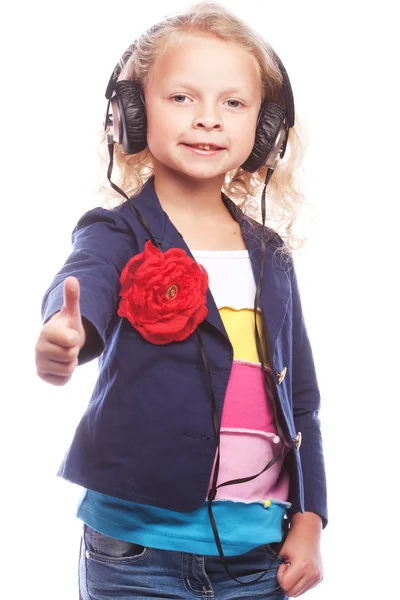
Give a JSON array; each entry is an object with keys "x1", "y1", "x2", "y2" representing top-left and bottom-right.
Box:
[{"x1": 79, "y1": 524, "x2": 288, "y2": 599}]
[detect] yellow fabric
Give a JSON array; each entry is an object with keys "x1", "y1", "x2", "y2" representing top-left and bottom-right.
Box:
[{"x1": 219, "y1": 307, "x2": 271, "y2": 366}]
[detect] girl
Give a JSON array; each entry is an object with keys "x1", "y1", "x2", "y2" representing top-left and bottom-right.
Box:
[{"x1": 35, "y1": 2, "x2": 327, "y2": 598}]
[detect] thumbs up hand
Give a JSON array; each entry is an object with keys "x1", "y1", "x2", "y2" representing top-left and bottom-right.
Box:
[{"x1": 35, "y1": 277, "x2": 87, "y2": 386}]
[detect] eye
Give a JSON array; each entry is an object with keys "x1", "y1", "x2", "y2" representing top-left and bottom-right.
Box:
[
  {"x1": 225, "y1": 99, "x2": 243, "y2": 108},
  {"x1": 172, "y1": 94, "x2": 189, "y2": 103}
]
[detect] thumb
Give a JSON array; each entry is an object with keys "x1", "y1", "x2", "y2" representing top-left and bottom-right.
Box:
[
  {"x1": 62, "y1": 276, "x2": 81, "y2": 324},
  {"x1": 277, "y1": 561, "x2": 290, "y2": 584}
]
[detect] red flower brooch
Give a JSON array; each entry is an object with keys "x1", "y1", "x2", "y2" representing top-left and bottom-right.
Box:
[{"x1": 117, "y1": 240, "x2": 209, "y2": 344}]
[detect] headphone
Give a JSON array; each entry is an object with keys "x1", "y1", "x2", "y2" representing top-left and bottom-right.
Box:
[{"x1": 104, "y1": 33, "x2": 295, "y2": 173}]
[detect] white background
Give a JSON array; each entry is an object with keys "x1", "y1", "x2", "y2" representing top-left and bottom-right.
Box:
[{"x1": 1, "y1": 0, "x2": 399, "y2": 598}]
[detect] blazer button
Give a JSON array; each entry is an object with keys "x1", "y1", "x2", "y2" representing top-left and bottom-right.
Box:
[
  {"x1": 275, "y1": 367, "x2": 287, "y2": 385},
  {"x1": 293, "y1": 432, "x2": 302, "y2": 450}
]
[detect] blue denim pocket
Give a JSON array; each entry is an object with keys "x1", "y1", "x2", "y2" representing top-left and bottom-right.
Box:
[
  {"x1": 83, "y1": 524, "x2": 151, "y2": 564},
  {"x1": 263, "y1": 543, "x2": 285, "y2": 565}
]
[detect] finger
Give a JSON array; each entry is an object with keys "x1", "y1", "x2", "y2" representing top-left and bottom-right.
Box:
[
  {"x1": 306, "y1": 574, "x2": 323, "y2": 592},
  {"x1": 286, "y1": 573, "x2": 317, "y2": 598},
  {"x1": 42, "y1": 324, "x2": 80, "y2": 349},
  {"x1": 298, "y1": 571, "x2": 322, "y2": 595},
  {"x1": 36, "y1": 371, "x2": 72, "y2": 386},
  {"x1": 277, "y1": 563, "x2": 299, "y2": 594},
  {"x1": 277, "y1": 562, "x2": 290, "y2": 584},
  {"x1": 37, "y1": 357, "x2": 78, "y2": 378},
  {"x1": 62, "y1": 277, "x2": 81, "y2": 319},
  {"x1": 36, "y1": 339, "x2": 80, "y2": 363}
]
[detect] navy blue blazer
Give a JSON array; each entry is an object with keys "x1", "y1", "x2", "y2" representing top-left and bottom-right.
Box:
[{"x1": 41, "y1": 177, "x2": 328, "y2": 527}]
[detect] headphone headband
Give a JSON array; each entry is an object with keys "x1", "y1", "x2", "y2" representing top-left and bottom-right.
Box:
[
  {"x1": 105, "y1": 41, "x2": 137, "y2": 101},
  {"x1": 270, "y1": 52, "x2": 295, "y2": 128}
]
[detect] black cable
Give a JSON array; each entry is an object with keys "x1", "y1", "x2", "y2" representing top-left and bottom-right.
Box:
[
  {"x1": 106, "y1": 142, "x2": 288, "y2": 584},
  {"x1": 106, "y1": 140, "x2": 161, "y2": 250},
  {"x1": 201, "y1": 167, "x2": 290, "y2": 584}
]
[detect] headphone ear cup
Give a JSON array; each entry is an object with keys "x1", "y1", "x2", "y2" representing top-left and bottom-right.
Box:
[
  {"x1": 241, "y1": 102, "x2": 286, "y2": 173},
  {"x1": 114, "y1": 80, "x2": 147, "y2": 154}
]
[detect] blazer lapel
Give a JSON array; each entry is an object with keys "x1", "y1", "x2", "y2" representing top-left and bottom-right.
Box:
[{"x1": 162, "y1": 218, "x2": 230, "y2": 342}]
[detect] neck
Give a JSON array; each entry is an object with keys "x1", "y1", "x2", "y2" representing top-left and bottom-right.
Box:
[{"x1": 153, "y1": 166, "x2": 227, "y2": 218}]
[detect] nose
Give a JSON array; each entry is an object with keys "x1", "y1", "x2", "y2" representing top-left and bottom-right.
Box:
[{"x1": 193, "y1": 104, "x2": 223, "y2": 131}]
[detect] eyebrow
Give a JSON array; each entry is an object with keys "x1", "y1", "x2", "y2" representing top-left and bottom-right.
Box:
[{"x1": 169, "y1": 81, "x2": 251, "y2": 96}]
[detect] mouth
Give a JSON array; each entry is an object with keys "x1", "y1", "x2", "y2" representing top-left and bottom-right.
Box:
[
  {"x1": 186, "y1": 143, "x2": 224, "y2": 150},
  {"x1": 181, "y1": 143, "x2": 226, "y2": 154}
]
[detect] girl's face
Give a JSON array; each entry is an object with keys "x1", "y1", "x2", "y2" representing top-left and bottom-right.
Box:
[{"x1": 144, "y1": 34, "x2": 262, "y2": 183}]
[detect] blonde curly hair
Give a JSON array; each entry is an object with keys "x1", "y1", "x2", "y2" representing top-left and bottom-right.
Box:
[{"x1": 99, "y1": 1, "x2": 308, "y2": 254}]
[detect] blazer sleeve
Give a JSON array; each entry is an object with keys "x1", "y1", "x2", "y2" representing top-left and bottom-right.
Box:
[
  {"x1": 41, "y1": 207, "x2": 136, "y2": 365},
  {"x1": 288, "y1": 262, "x2": 328, "y2": 528}
]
